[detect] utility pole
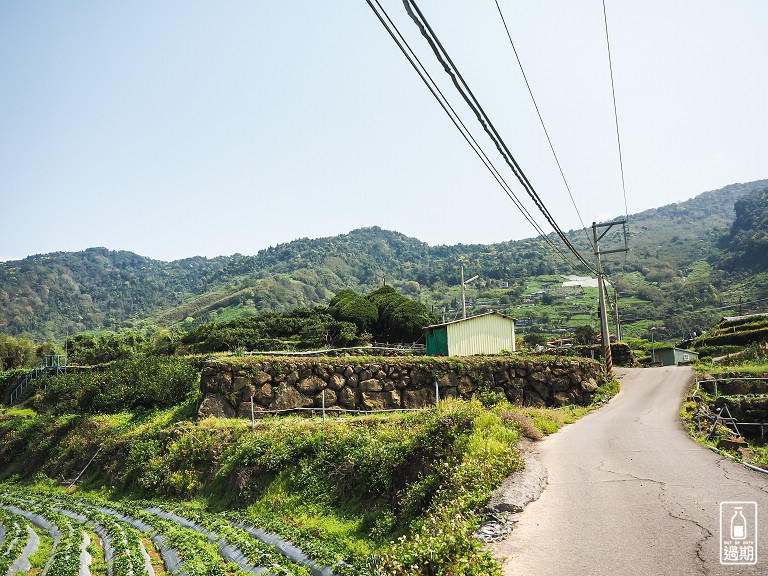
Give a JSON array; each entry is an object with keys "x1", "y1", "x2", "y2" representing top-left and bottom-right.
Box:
[
  {"x1": 592, "y1": 219, "x2": 628, "y2": 375},
  {"x1": 461, "y1": 265, "x2": 479, "y2": 320}
]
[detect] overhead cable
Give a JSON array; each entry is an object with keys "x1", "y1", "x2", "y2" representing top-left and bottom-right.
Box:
[
  {"x1": 403, "y1": 0, "x2": 596, "y2": 273},
  {"x1": 492, "y1": 0, "x2": 594, "y2": 251},
  {"x1": 601, "y1": 0, "x2": 630, "y2": 225},
  {"x1": 364, "y1": 0, "x2": 579, "y2": 268}
]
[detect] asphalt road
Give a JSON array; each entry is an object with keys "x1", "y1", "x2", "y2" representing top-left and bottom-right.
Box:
[{"x1": 493, "y1": 366, "x2": 768, "y2": 576}]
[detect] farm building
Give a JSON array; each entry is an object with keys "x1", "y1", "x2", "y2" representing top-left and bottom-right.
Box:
[
  {"x1": 655, "y1": 346, "x2": 699, "y2": 366},
  {"x1": 424, "y1": 312, "x2": 516, "y2": 356}
]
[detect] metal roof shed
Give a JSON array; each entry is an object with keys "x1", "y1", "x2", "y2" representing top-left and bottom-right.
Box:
[
  {"x1": 656, "y1": 346, "x2": 699, "y2": 366},
  {"x1": 424, "y1": 312, "x2": 516, "y2": 356}
]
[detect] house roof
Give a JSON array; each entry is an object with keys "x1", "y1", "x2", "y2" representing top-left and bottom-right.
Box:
[
  {"x1": 655, "y1": 346, "x2": 699, "y2": 354},
  {"x1": 424, "y1": 311, "x2": 517, "y2": 330},
  {"x1": 720, "y1": 313, "x2": 768, "y2": 323}
]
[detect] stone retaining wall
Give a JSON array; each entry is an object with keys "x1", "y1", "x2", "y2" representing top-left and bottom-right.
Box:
[
  {"x1": 714, "y1": 395, "x2": 768, "y2": 424},
  {"x1": 699, "y1": 373, "x2": 768, "y2": 396},
  {"x1": 197, "y1": 355, "x2": 605, "y2": 419}
]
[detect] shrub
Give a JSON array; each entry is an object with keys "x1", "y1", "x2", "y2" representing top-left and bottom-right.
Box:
[
  {"x1": 329, "y1": 289, "x2": 379, "y2": 330},
  {"x1": 32, "y1": 356, "x2": 200, "y2": 414}
]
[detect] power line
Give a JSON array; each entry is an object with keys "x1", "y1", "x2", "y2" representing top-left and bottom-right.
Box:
[
  {"x1": 403, "y1": 0, "x2": 596, "y2": 273},
  {"x1": 365, "y1": 0, "x2": 575, "y2": 267},
  {"x1": 601, "y1": 0, "x2": 629, "y2": 224},
  {"x1": 492, "y1": 0, "x2": 594, "y2": 252},
  {"x1": 363, "y1": 0, "x2": 580, "y2": 268}
]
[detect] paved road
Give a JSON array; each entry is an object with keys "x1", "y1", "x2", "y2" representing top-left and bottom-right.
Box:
[{"x1": 493, "y1": 367, "x2": 768, "y2": 576}]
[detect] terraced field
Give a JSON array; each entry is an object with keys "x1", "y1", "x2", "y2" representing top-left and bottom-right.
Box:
[{"x1": 0, "y1": 487, "x2": 336, "y2": 576}]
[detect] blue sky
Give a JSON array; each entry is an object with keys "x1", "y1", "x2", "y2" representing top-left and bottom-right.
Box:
[{"x1": 1, "y1": 1, "x2": 766, "y2": 262}]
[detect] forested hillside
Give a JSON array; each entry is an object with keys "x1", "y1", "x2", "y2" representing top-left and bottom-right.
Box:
[
  {"x1": 717, "y1": 184, "x2": 768, "y2": 271},
  {"x1": 1, "y1": 179, "x2": 766, "y2": 343}
]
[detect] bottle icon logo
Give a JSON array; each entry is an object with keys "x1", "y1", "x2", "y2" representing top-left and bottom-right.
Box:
[
  {"x1": 721, "y1": 502, "x2": 758, "y2": 565},
  {"x1": 731, "y1": 507, "x2": 747, "y2": 540}
]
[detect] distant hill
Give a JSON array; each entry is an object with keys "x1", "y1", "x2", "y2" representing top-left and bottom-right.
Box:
[
  {"x1": 1, "y1": 179, "x2": 767, "y2": 342},
  {"x1": 716, "y1": 184, "x2": 768, "y2": 271}
]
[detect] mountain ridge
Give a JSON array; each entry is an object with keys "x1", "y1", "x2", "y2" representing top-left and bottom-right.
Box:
[{"x1": 1, "y1": 179, "x2": 767, "y2": 341}]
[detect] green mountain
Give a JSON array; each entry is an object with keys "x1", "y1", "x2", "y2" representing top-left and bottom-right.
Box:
[
  {"x1": 717, "y1": 185, "x2": 768, "y2": 271},
  {"x1": 1, "y1": 179, "x2": 767, "y2": 342}
]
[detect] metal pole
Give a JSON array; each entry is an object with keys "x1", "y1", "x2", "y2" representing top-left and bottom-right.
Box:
[
  {"x1": 322, "y1": 389, "x2": 326, "y2": 423},
  {"x1": 435, "y1": 379, "x2": 440, "y2": 404},
  {"x1": 250, "y1": 395, "x2": 255, "y2": 430},
  {"x1": 593, "y1": 223, "x2": 613, "y2": 375},
  {"x1": 461, "y1": 265, "x2": 467, "y2": 320},
  {"x1": 651, "y1": 328, "x2": 656, "y2": 364}
]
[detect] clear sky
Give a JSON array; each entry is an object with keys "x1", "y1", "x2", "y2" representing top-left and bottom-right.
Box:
[{"x1": 1, "y1": 1, "x2": 766, "y2": 262}]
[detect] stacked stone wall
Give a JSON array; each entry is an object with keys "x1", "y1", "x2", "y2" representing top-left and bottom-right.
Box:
[
  {"x1": 198, "y1": 355, "x2": 605, "y2": 419},
  {"x1": 699, "y1": 373, "x2": 768, "y2": 395}
]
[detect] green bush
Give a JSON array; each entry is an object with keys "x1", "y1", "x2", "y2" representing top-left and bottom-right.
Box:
[
  {"x1": 329, "y1": 289, "x2": 379, "y2": 330},
  {"x1": 1, "y1": 368, "x2": 26, "y2": 403},
  {"x1": 31, "y1": 355, "x2": 200, "y2": 414},
  {"x1": 0, "y1": 334, "x2": 45, "y2": 370},
  {"x1": 66, "y1": 330, "x2": 152, "y2": 364},
  {"x1": 367, "y1": 286, "x2": 437, "y2": 342},
  {"x1": 181, "y1": 307, "x2": 367, "y2": 352}
]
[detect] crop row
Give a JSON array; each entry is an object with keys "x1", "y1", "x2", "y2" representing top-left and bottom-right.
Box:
[
  {"x1": 223, "y1": 508, "x2": 355, "y2": 576},
  {"x1": 144, "y1": 503, "x2": 319, "y2": 576},
  {"x1": 91, "y1": 499, "x2": 232, "y2": 576},
  {"x1": 0, "y1": 505, "x2": 32, "y2": 574},
  {"x1": 4, "y1": 487, "x2": 240, "y2": 576},
  {"x1": 1, "y1": 489, "x2": 155, "y2": 576},
  {"x1": 0, "y1": 495, "x2": 85, "y2": 576},
  {"x1": 54, "y1": 499, "x2": 153, "y2": 576},
  {"x1": 1, "y1": 486, "x2": 340, "y2": 576}
]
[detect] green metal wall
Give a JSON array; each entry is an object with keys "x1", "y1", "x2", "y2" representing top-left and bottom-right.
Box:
[
  {"x1": 658, "y1": 348, "x2": 698, "y2": 366},
  {"x1": 426, "y1": 327, "x2": 449, "y2": 356}
]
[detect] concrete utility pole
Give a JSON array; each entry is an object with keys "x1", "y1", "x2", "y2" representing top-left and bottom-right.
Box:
[
  {"x1": 461, "y1": 265, "x2": 479, "y2": 320},
  {"x1": 592, "y1": 219, "x2": 628, "y2": 375}
]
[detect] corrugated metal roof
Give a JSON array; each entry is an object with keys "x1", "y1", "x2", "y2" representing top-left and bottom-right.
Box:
[
  {"x1": 424, "y1": 310, "x2": 517, "y2": 330},
  {"x1": 655, "y1": 346, "x2": 699, "y2": 354}
]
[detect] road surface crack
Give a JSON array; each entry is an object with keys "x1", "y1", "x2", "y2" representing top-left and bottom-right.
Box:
[
  {"x1": 598, "y1": 459, "x2": 711, "y2": 575},
  {"x1": 657, "y1": 487, "x2": 712, "y2": 576},
  {"x1": 596, "y1": 459, "x2": 666, "y2": 486},
  {"x1": 715, "y1": 458, "x2": 768, "y2": 495}
]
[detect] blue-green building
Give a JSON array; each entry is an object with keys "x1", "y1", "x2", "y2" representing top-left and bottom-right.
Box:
[
  {"x1": 655, "y1": 346, "x2": 698, "y2": 366},
  {"x1": 425, "y1": 312, "x2": 516, "y2": 356}
]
